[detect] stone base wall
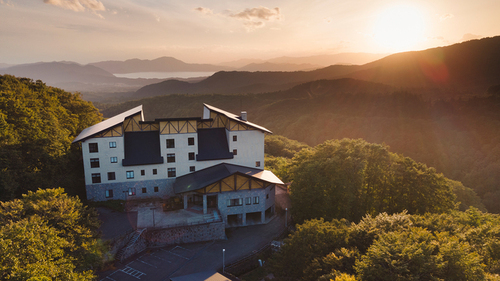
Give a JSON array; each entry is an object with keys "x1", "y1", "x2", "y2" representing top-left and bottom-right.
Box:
[
  {"x1": 121, "y1": 234, "x2": 148, "y2": 261},
  {"x1": 145, "y1": 221, "x2": 226, "y2": 247},
  {"x1": 115, "y1": 222, "x2": 226, "y2": 262}
]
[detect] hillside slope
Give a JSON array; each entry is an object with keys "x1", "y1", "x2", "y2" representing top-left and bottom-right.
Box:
[
  {"x1": 134, "y1": 64, "x2": 360, "y2": 97},
  {"x1": 346, "y1": 36, "x2": 500, "y2": 93},
  {"x1": 133, "y1": 36, "x2": 500, "y2": 98}
]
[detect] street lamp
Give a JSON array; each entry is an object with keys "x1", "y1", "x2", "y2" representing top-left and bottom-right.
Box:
[
  {"x1": 150, "y1": 207, "x2": 157, "y2": 227},
  {"x1": 222, "y1": 249, "x2": 225, "y2": 273}
]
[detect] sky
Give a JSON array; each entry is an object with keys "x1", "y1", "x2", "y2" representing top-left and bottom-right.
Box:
[{"x1": 1, "y1": 0, "x2": 499, "y2": 65}]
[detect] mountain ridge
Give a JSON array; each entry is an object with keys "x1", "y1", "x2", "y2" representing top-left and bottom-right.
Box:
[{"x1": 133, "y1": 36, "x2": 500, "y2": 98}]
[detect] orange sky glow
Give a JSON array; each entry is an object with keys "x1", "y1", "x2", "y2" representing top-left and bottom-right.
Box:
[{"x1": 0, "y1": 0, "x2": 499, "y2": 64}]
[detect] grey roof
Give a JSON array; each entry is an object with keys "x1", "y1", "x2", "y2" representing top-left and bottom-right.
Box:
[
  {"x1": 203, "y1": 104, "x2": 272, "y2": 134},
  {"x1": 170, "y1": 271, "x2": 231, "y2": 281},
  {"x1": 122, "y1": 131, "x2": 163, "y2": 166},
  {"x1": 174, "y1": 163, "x2": 284, "y2": 194},
  {"x1": 196, "y1": 128, "x2": 234, "y2": 161},
  {"x1": 72, "y1": 105, "x2": 143, "y2": 143}
]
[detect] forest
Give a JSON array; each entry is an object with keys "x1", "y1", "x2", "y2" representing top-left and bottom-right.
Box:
[
  {"x1": 0, "y1": 74, "x2": 101, "y2": 201},
  {"x1": 1, "y1": 74, "x2": 500, "y2": 280}
]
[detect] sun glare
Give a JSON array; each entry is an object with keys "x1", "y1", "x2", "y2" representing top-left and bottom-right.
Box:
[{"x1": 372, "y1": 4, "x2": 425, "y2": 53}]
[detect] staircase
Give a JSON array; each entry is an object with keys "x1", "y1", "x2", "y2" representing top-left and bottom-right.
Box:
[{"x1": 116, "y1": 228, "x2": 147, "y2": 262}]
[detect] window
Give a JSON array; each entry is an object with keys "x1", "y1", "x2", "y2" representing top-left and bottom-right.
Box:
[
  {"x1": 188, "y1": 152, "x2": 195, "y2": 160},
  {"x1": 253, "y1": 196, "x2": 259, "y2": 204},
  {"x1": 266, "y1": 194, "x2": 269, "y2": 199},
  {"x1": 256, "y1": 161, "x2": 261, "y2": 167},
  {"x1": 166, "y1": 139, "x2": 175, "y2": 148},
  {"x1": 109, "y1": 141, "x2": 117, "y2": 148},
  {"x1": 153, "y1": 169, "x2": 157, "y2": 175},
  {"x1": 141, "y1": 170, "x2": 145, "y2": 176},
  {"x1": 110, "y1": 157, "x2": 118, "y2": 163},
  {"x1": 233, "y1": 149, "x2": 237, "y2": 156},
  {"x1": 91, "y1": 173, "x2": 101, "y2": 184},
  {"x1": 167, "y1": 153, "x2": 176, "y2": 163},
  {"x1": 190, "y1": 166, "x2": 195, "y2": 172},
  {"x1": 245, "y1": 197, "x2": 251, "y2": 205},
  {"x1": 188, "y1": 137, "x2": 195, "y2": 146},
  {"x1": 128, "y1": 188, "x2": 136, "y2": 196},
  {"x1": 107, "y1": 172, "x2": 116, "y2": 181},
  {"x1": 126, "y1": 171, "x2": 134, "y2": 179},
  {"x1": 142, "y1": 187, "x2": 147, "y2": 194},
  {"x1": 227, "y1": 198, "x2": 243, "y2": 207},
  {"x1": 89, "y1": 143, "x2": 98, "y2": 153},
  {"x1": 154, "y1": 186, "x2": 159, "y2": 192},
  {"x1": 233, "y1": 135, "x2": 237, "y2": 141},
  {"x1": 105, "y1": 190, "x2": 113, "y2": 198},
  {"x1": 168, "y1": 168, "x2": 176, "y2": 178},
  {"x1": 90, "y1": 158, "x2": 100, "y2": 168}
]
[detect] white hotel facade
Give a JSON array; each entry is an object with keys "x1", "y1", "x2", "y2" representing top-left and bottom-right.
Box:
[{"x1": 73, "y1": 104, "x2": 283, "y2": 226}]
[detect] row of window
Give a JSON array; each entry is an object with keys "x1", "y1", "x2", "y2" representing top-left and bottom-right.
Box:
[
  {"x1": 89, "y1": 136, "x2": 198, "y2": 153},
  {"x1": 89, "y1": 142, "x2": 116, "y2": 153},
  {"x1": 90, "y1": 152, "x2": 196, "y2": 168},
  {"x1": 91, "y1": 166, "x2": 196, "y2": 183},
  {"x1": 105, "y1": 186, "x2": 160, "y2": 198},
  {"x1": 227, "y1": 196, "x2": 259, "y2": 207},
  {"x1": 166, "y1": 137, "x2": 195, "y2": 148}
]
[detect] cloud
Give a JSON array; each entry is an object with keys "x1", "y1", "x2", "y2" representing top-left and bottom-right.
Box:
[
  {"x1": 461, "y1": 33, "x2": 481, "y2": 41},
  {"x1": 43, "y1": 0, "x2": 105, "y2": 12},
  {"x1": 194, "y1": 7, "x2": 213, "y2": 15},
  {"x1": 230, "y1": 6, "x2": 282, "y2": 21},
  {"x1": 439, "y1": 13, "x2": 454, "y2": 21},
  {"x1": 229, "y1": 6, "x2": 282, "y2": 31}
]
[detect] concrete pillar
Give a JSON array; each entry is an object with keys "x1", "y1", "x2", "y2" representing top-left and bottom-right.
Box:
[
  {"x1": 242, "y1": 212, "x2": 247, "y2": 226},
  {"x1": 183, "y1": 194, "x2": 188, "y2": 209},
  {"x1": 203, "y1": 194, "x2": 207, "y2": 214},
  {"x1": 261, "y1": 211, "x2": 265, "y2": 223}
]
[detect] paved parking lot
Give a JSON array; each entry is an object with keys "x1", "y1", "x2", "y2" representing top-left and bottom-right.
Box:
[
  {"x1": 99, "y1": 243, "x2": 211, "y2": 281},
  {"x1": 98, "y1": 213, "x2": 286, "y2": 280}
]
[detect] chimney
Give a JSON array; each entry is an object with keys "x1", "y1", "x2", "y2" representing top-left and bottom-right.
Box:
[{"x1": 241, "y1": 111, "x2": 247, "y2": 121}]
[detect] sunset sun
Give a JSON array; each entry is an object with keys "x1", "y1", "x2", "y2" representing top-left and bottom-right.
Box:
[{"x1": 373, "y1": 4, "x2": 426, "y2": 52}]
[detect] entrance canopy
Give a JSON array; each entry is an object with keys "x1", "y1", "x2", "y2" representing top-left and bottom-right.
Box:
[{"x1": 173, "y1": 163, "x2": 283, "y2": 194}]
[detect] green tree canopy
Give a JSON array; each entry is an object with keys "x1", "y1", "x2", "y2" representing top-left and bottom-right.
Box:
[
  {"x1": 288, "y1": 138, "x2": 459, "y2": 223},
  {"x1": 0, "y1": 75, "x2": 101, "y2": 200},
  {"x1": 0, "y1": 188, "x2": 103, "y2": 280},
  {"x1": 270, "y1": 209, "x2": 500, "y2": 281}
]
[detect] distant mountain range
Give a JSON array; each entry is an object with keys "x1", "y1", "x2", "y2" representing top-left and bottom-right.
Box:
[
  {"x1": 219, "y1": 53, "x2": 387, "y2": 68},
  {"x1": 0, "y1": 54, "x2": 372, "y2": 93},
  {"x1": 1, "y1": 37, "x2": 499, "y2": 98},
  {"x1": 134, "y1": 36, "x2": 500, "y2": 99},
  {"x1": 0, "y1": 61, "x2": 168, "y2": 93},
  {"x1": 88, "y1": 57, "x2": 233, "y2": 74}
]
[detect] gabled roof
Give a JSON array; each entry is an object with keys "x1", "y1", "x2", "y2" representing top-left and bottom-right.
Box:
[
  {"x1": 203, "y1": 104, "x2": 272, "y2": 134},
  {"x1": 174, "y1": 163, "x2": 284, "y2": 194},
  {"x1": 72, "y1": 105, "x2": 143, "y2": 143}
]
